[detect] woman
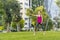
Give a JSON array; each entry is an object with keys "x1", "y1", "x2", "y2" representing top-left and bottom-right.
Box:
[
  {"x1": 33, "y1": 10, "x2": 43, "y2": 35},
  {"x1": 35, "y1": 11, "x2": 43, "y2": 30}
]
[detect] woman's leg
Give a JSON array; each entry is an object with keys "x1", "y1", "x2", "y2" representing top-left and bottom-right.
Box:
[
  {"x1": 33, "y1": 23, "x2": 39, "y2": 35},
  {"x1": 36, "y1": 23, "x2": 39, "y2": 31},
  {"x1": 41, "y1": 23, "x2": 46, "y2": 35}
]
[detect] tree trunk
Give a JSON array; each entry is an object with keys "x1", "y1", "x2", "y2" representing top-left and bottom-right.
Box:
[
  {"x1": 45, "y1": 19, "x2": 49, "y2": 31},
  {"x1": 7, "y1": 23, "x2": 11, "y2": 32}
]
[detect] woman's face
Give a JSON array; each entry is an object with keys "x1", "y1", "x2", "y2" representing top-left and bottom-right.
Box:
[{"x1": 38, "y1": 11, "x2": 41, "y2": 15}]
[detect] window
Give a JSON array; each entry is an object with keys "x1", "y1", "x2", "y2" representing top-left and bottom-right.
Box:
[
  {"x1": 20, "y1": 8, "x2": 23, "y2": 10},
  {"x1": 25, "y1": 23, "x2": 27, "y2": 25},
  {"x1": 20, "y1": 13, "x2": 23, "y2": 16},
  {"x1": 29, "y1": 0, "x2": 30, "y2": 6},
  {"x1": 20, "y1": 3, "x2": 23, "y2": 4},
  {"x1": 25, "y1": 8, "x2": 27, "y2": 10},
  {"x1": 25, "y1": 3, "x2": 28, "y2": 6},
  {"x1": 25, "y1": 18, "x2": 28, "y2": 20}
]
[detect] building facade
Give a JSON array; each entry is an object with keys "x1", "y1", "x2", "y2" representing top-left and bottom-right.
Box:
[
  {"x1": 44, "y1": 0, "x2": 59, "y2": 20},
  {"x1": 18, "y1": 0, "x2": 32, "y2": 28}
]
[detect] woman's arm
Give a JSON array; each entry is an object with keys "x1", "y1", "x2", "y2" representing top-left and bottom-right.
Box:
[{"x1": 31, "y1": 14, "x2": 38, "y2": 16}]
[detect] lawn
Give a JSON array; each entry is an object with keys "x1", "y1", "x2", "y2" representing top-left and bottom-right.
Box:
[{"x1": 0, "y1": 31, "x2": 60, "y2": 40}]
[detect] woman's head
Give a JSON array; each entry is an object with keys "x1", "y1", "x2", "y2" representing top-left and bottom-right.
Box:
[{"x1": 38, "y1": 10, "x2": 42, "y2": 15}]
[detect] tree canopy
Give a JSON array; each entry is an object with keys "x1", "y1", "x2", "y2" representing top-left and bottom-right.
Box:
[
  {"x1": 56, "y1": 0, "x2": 60, "y2": 7},
  {"x1": 0, "y1": 0, "x2": 22, "y2": 32}
]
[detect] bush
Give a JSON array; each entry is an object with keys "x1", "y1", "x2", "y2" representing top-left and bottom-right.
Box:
[
  {"x1": 0, "y1": 26, "x2": 4, "y2": 30},
  {"x1": 19, "y1": 19, "x2": 25, "y2": 29},
  {"x1": 11, "y1": 22, "x2": 16, "y2": 29},
  {"x1": 46, "y1": 19, "x2": 53, "y2": 31}
]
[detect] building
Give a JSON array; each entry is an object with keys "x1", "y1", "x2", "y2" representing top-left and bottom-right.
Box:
[
  {"x1": 44, "y1": 0, "x2": 59, "y2": 20},
  {"x1": 44, "y1": 0, "x2": 52, "y2": 18},
  {"x1": 18, "y1": 0, "x2": 32, "y2": 28}
]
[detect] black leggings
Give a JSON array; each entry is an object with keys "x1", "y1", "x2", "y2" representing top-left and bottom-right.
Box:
[{"x1": 35, "y1": 23, "x2": 45, "y2": 31}]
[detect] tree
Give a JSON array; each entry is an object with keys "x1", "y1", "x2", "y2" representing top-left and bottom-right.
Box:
[
  {"x1": 0, "y1": 0, "x2": 6, "y2": 30},
  {"x1": 12, "y1": 14, "x2": 22, "y2": 32},
  {"x1": 0, "y1": 0, "x2": 4, "y2": 26},
  {"x1": 56, "y1": 0, "x2": 60, "y2": 29},
  {"x1": 32, "y1": 0, "x2": 44, "y2": 11},
  {"x1": 26, "y1": 9, "x2": 34, "y2": 28},
  {"x1": 0, "y1": 0, "x2": 21, "y2": 32},
  {"x1": 19, "y1": 19, "x2": 25, "y2": 31},
  {"x1": 56, "y1": 0, "x2": 60, "y2": 7}
]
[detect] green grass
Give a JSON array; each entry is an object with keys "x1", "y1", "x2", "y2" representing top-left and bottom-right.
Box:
[{"x1": 0, "y1": 31, "x2": 60, "y2": 40}]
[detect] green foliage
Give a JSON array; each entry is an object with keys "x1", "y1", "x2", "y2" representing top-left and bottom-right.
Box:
[
  {"x1": 47, "y1": 19, "x2": 53, "y2": 30},
  {"x1": 26, "y1": 8, "x2": 36, "y2": 26},
  {"x1": 12, "y1": 14, "x2": 22, "y2": 22},
  {"x1": 0, "y1": 26, "x2": 4, "y2": 30},
  {"x1": 56, "y1": 0, "x2": 60, "y2": 7},
  {"x1": 11, "y1": 19, "x2": 24, "y2": 30},
  {"x1": 0, "y1": 0, "x2": 4, "y2": 9},
  {"x1": 35, "y1": 6, "x2": 44, "y2": 13},
  {"x1": 19, "y1": 19, "x2": 25, "y2": 28},
  {"x1": 26, "y1": 9, "x2": 33, "y2": 16},
  {"x1": 4, "y1": 0, "x2": 21, "y2": 23},
  {"x1": 0, "y1": 0, "x2": 21, "y2": 23},
  {"x1": 11, "y1": 22, "x2": 16, "y2": 28},
  {"x1": 32, "y1": 0, "x2": 44, "y2": 10},
  {"x1": 0, "y1": 0, "x2": 21, "y2": 31}
]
